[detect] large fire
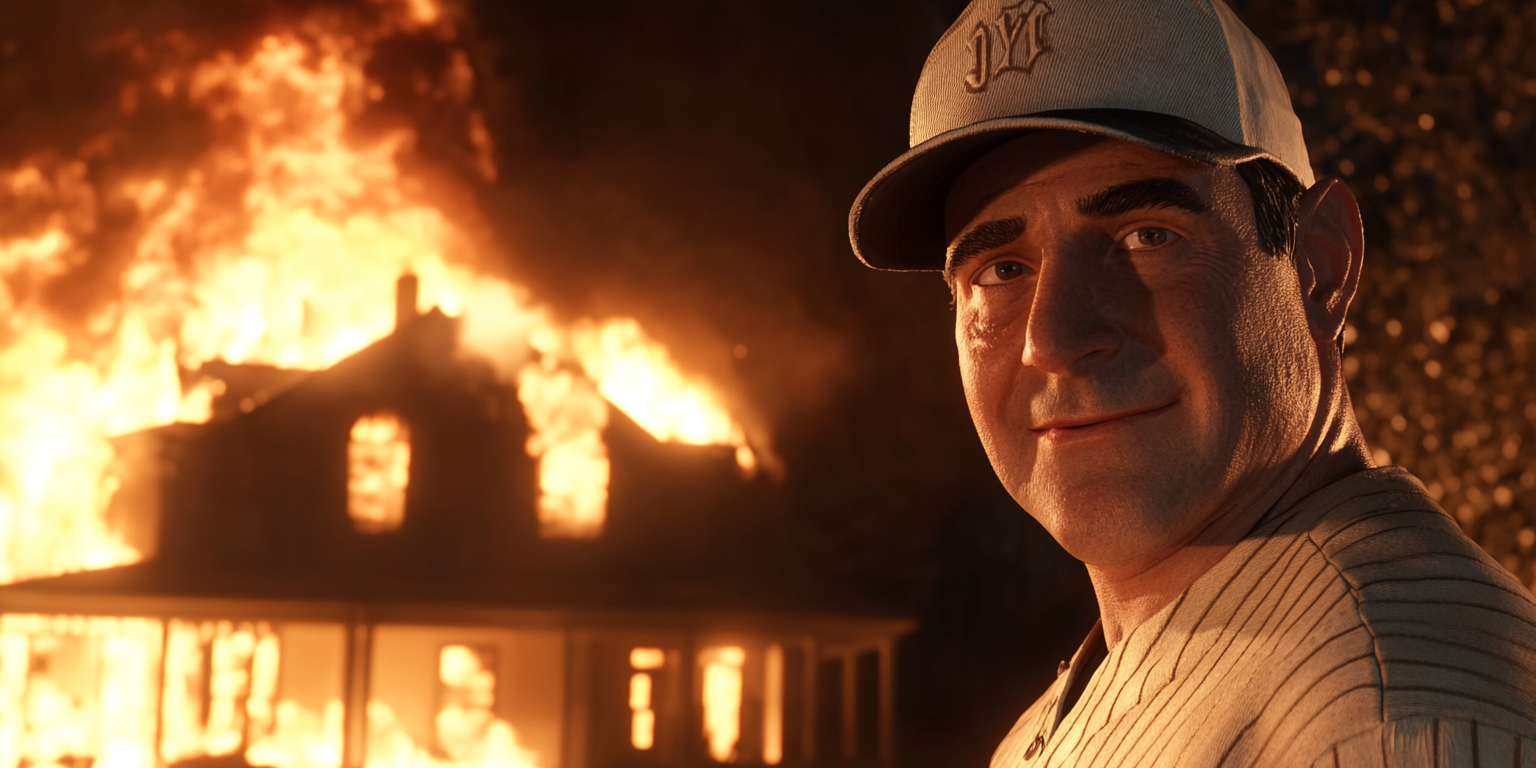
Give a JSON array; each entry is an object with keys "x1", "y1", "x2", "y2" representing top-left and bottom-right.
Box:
[{"x1": 0, "y1": 0, "x2": 767, "y2": 584}]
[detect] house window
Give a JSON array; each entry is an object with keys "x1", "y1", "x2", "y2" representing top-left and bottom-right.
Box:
[
  {"x1": 434, "y1": 645, "x2": 500, "y2": 763},
  {"x1": 162, "y1": 620, "x2": 346, "y2": 768},
  {"x1": 691, "y1": 643, "x2": 791, "y2": 765},
  {"x1": 700, "y1": 646, "x2": 745, "y2": 763},
  {"x1": 628, "y1": 647, "x2": 666, "y2": 750},
  {"x1": 348, "y1": 413, "x2": 410, "y2": 533},
  {"x1": 762, "y1": 644, "x2": 784, "y2": 766},
  {"x1": 367, "y1": 625, "x2": 562, "y2": 768},
  {"x1": 0, "y1": 614, "x2": 162, "y2": 768},
  {"x1": 516, "y1": 361, "x2": 609, "y2": 540},
  {"x1": 0, "y1": 615, "x2": 346, "y2": 768}
]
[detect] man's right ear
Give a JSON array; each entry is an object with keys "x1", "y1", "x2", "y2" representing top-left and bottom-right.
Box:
[{"x1": 1292, "y1": 177, "x2": 1365, "y2": 348}]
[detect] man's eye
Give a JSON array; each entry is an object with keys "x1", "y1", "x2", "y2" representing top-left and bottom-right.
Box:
[
  {"x1": 974, "y1": 260, "x2": 1031, "y2": 286},
  {"x1": 1116, "y1": 228, "x2": 1182, "y2": 250}
]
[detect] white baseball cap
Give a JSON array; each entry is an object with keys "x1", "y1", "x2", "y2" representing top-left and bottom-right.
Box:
[{"x1": 849, "y1": 0, "x2": 1315, "y2": 271}]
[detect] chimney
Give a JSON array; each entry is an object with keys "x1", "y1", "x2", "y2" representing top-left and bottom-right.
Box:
[{"x1": 396, "y1": 273, "x2": 419, "y2": 330}]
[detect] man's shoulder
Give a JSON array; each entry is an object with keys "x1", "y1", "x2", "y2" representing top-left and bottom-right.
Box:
[
  {"x1": 1290, "y1": 467, "x2": 1536, "y2": 735},
  {"x1": 1296, "y1": 467, "x2": 1536, "y2": 641},
  {"x1": 1300, "y1": 467, "x2": 1492, "y2": 570}
]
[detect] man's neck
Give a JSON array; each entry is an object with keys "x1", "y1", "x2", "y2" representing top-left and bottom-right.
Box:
[{"x1": 1084, "y1": 399, "x2": 1374, "y2": 650}]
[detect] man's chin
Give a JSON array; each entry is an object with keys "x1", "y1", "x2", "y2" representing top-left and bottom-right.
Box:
[
  {"x1": 1016, "y1": 478, "x2": 1200, "y2": 562},
  {"x1": 1048, "y1": 517, "x2": 1191, "y2": 569}
]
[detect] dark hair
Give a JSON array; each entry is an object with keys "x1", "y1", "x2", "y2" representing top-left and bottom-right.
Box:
[
  {"x1": 1235, "y1": 157, "x2": 1349, "y2": 351},
  {"x1": 1234, "y1": 157, "x2": 1306, "y2": 259}
]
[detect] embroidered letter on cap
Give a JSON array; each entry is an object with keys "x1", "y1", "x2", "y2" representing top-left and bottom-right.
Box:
[{"x1": 964, "y1": 0, "x2": 1052, "y2": 93}]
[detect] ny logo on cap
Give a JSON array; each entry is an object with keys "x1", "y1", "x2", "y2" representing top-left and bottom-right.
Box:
[{"x1": 964, "y1": 0, "x2": 1052, "y2": 93}]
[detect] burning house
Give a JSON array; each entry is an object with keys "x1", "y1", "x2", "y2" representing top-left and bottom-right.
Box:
[
  {"x1": 0, "y1": 288, "x2": 910, "y2": 768},
  {"x1": 0, "y1": 2, "x2": 911, "y2": 767}
]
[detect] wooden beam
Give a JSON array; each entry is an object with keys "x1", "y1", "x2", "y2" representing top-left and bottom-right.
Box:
[{"x1": 341, "y1": 618, "x2": 372, "y2": 768}]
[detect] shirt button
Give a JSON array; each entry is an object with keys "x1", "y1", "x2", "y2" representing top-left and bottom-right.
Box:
[{"x1": 1024, "y1": 735, "x2": 1045, "y2": 759}]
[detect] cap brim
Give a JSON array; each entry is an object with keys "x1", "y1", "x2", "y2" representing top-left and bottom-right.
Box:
[{"x1": 848, "y1": 108, "x2": 1269, "y2": 271}]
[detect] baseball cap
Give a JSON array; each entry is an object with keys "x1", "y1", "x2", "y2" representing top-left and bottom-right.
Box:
[{"x1": 849, "y1": 0, "x2": 1315, "y2": 271}]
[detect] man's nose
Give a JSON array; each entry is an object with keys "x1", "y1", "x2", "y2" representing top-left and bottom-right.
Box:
[{"x1": 1021, "y1": 249, "x2": 1122, "y2": 374}]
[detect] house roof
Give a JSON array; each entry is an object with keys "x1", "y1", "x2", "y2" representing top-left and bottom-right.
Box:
[{"x1": 0, "y1": 559, "x2": 914, "y2": 640}]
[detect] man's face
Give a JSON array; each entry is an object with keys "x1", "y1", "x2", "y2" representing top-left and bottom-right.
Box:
[{"x1": 944, "y1": 132, "x2": 1322, "y2": 568}]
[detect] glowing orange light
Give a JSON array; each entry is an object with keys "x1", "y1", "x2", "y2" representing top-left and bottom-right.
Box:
[
  {"x1": 364, "y1": 646, "x2": 540, "y2": 768},
  {"x1": 629, "y1": 674, "x2": 655, "y2": 750},
  {"x1": 570, "y1": 319, "x2": 758, "y2": 474},
  {"x1": 516, "y1": 360, "x2": 609, "y2": 539},
  {"x1": 348, "y1": 414, "x2": 411, "y2": 533},
  {"x1": 155, "y1": 619, "x2": 348, "y2": 768},
  {"x1": 763, "y1": 644, "x2": 783, "y2": 765},
  {"x1": 629, "y1": 647, "x2": 666, "y2": 670},
  {"x1": 700, "y1": 646, "x2": 745, "y2": 763},
  {"x1": 244, "y1": 700, "x2": 344, "y2": 768},
  {"x1": 628, "y1": 647, "x2": 666, "y2": 750},
  {"x1": 404, "y1": 0, "x2": 441, "y2": 26},
  {"x1": 0, "y1": 614, "x2": 162, "y2": 768}
]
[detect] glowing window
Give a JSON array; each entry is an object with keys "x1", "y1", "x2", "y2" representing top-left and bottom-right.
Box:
[
  {"x1": 0, "y1": 614, "x2": 163, "y2": 768},
  {"x1": 630, "y1": 647, "x2": 665, "y2": 670},
  {"x1": 367, "y1": 626, "x2": 555, "y2": 768},
  {"x1": 629, "y1": 647, "x2": 665, "y2": 750},
  {"x1": 436, "y1": 645, "x2": 498, "y2": 763},
  {"x1": 700, "y1": 646, "x2": 745, "y2": 763},
  {"x1": 517, "y1": 362, "x2": 610, "y2": 539},
  {"x1": 347, "y1": 413, "x2": 410, "y2": 533},
  {"x1": 0, "y1": 615, "x2": 345, "y2": 768},
  {"x1": 162, "y1": 620, "x2": 346, "y2": 768},
  {"x1": 763, "y1": 644, "x2": 784, "y2": 765}
]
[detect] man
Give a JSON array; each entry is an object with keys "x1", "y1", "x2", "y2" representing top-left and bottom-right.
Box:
[{"x1": 849, "y1": 1, "x2": 1536, "y2": 766}]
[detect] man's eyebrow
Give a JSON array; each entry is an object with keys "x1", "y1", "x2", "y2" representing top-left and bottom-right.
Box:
[
  {"x1": 944, "y1": 216, "x2": 1026, "y2": 282},
  {"x1": 1075, "y1": 177, "x2": 1210, "y2": 219}
]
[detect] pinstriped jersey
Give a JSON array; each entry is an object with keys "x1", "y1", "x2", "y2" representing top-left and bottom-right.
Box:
[{"x1": 991, "y1": 467, "x2": 1536, "y2": 768}]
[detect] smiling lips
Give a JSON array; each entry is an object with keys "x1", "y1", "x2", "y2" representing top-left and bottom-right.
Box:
[{"x1": 1032, "y1": 400, "x2": 1179, "y2": 443}]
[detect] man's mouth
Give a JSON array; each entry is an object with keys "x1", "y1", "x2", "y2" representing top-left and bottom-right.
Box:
[{"x1": 1031, "y1": 400, "x2": 1179, "y2": 441}]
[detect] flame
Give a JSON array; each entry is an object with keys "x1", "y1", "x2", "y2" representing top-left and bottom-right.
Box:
[
  {"x1": 348, "y1": 414, "x2": 412, "y2": 533},
  {"x1": 516, "y1": 359, "x2": 610, "y2": 539},
  {"x1": 245, "y1": 701, "x2": 345, "y2": 768},
  {"x1": 2, "y1": 615, "x2": 345, "y2": 768},
  {"x1": 161, "y1": 620, "x2": 293, "y2": 762},
  {"x1": 0, "y1": 615, "x2": 162, "y2": 768},
  {"x1": 365, "y1": 645, "x2": 540, "y2": 768},
  {"x1": 165, "y1": 619, "x2": 344, "y2": 768},
  {"x1": 700, "y1": 646, "x2": 745, "y2": 764},
  {"x1": 0, "y1": 1, "x2": 767, "y2": 578},
  {"x1": 571, "y1": 319, "x2": 757, "y2": 473}
]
